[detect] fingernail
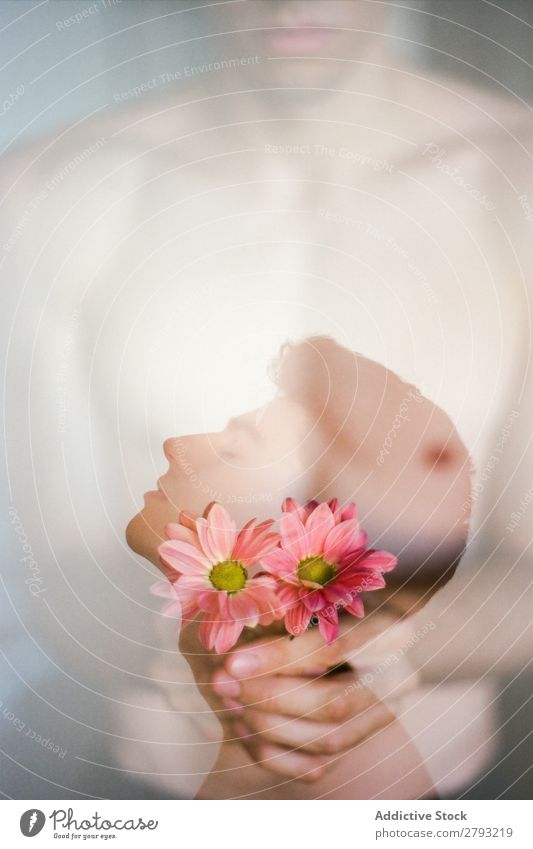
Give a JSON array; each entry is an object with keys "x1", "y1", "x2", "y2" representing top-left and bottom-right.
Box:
[
  {"x1": 228, "y1": 652, "x2": 259, "y2": 678},
  {"x1": 212, "y1": 670, "x2": 240, "y2": 698},
  {"x1": 222, "y1": 698, "x2": 243, "y2": 714},
  {"x1": 233, "y1": 721, "x2": 250, "y2": 738}
]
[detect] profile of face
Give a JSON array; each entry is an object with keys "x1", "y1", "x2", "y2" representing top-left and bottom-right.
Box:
[
  {"x1": 126, "y1": 395, "x2": 314, "y2": 565},
  {"x1": 127, "y1": 337, "x2": 472, "y2": 583},
  {"x1": 220, "y1": 0, "x2": 391, "y2": 88}
]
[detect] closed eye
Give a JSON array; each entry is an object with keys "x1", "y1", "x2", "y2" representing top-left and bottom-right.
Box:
[
  {"x1": 226, "y1": 417, "x2": 262, "y2": 444},
  {"x1": 219, "y1": 446, "x2": 237, "y2": 461},
  {"x1": 217, "y1": 417, "x2": 262, "y2": 462}
]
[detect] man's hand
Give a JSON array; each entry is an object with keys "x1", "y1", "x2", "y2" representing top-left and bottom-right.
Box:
[{"x1": 211, "y1": 614, "x2": 401, "y2": 782}]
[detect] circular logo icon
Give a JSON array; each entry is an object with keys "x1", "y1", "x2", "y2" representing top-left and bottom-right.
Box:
[{"x1": 20, "y1": 809, "x2": 46, "y2": 837}]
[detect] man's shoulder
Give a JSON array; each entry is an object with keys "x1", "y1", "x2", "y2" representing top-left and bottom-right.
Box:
[
  {"x1": 0, "y1": 81, "x2": 216, "y2": 198},
  {"x1": 393, "y1": 63, "x2": 532, "y2": 193},
  {"x1": 408, "y1": 66, "x2": 531, "y2": 151}
]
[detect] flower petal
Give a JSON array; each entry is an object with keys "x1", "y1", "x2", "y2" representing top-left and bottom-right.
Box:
[
  {"x1": 252, "y1": 588, "x2": 285, "y2": 623},
  {"x1": 344, "y1": 594, "x2": 365, "y2": 618},
  {"x1": 339, "y1": 502, "x2": 358, "y2": 522},
  {"x1": 150, "y1": 579, "x2": 175, "y2": 599},
  {"x1": 300, "y1": 589, "x2": 327, "y2": 612},
  {"x1": 206, "y1": 502, "x2": 237, "y2": 562},
  {"x1": 250, "y1": 573, "x2": 279, "y2": 590},
  {"x1": 318, "y1": 607, "x2": 339, "y2": 643},
  {"x1": 322, "y1": 582, "x2": 354, "y2": 606},
  {"x1": 195, "y1": 518, "x2": 219, "y2": 563},
  {"x1": 276, "y1": 583, "x2": 300, "y2": 611},
  {"x1": 257, "y1": 608, "x2": 279, "y2": 627},
  {"x1": 175, "y1": 574, "x2": 210, "y2": 591},
  {"x1": 324, "y1": 521, "x2": 366, "y2": 562},
  {"x1": 282, "y1": 497, "x2": 308, "y2": 523},
  {"x1": 285, "y1": 603, "x2": 312, "y2": 637},
  {"x1": 327, "y1": 498, "x2": 340, "y2": 516},
  {"x1": 303, "y1": 500, "x2": 320, "y2": 519},
  {"x1": 158, "y1": 539, "x2": 211, "y2": 575},
  {"x1": 228, "y1": 590, "x2": 259, "y2": 625},
  {"x1": 215, "y1": 591, "x2": 231, "y2": 619},
  {"x1": 213, "y1": 618, "x2": 244, "y2": 653},
  {"x1": 305, "y1": 502, "x2": 335, "y2": 553},
  {"x1": 198, "y1": 615, "x2": 218, "y2": 651},
  {"x1": 233, "y1": 518, "x2": 276, "y2": 560},
  {"x1": 232, "y1": 518, "x2": 258, "y2": 559},
  {"x1": 196, "y1": 590, "x2": 220, "y2": 613},
  {"x1": 165, "y1": 522, "x2": 198, "y2": 545},
  {"x1": 236, "y1": 529, "x2": 280, "y2": 565},
  {"x1": 179, "y1": 510, "x2": 198, "y2": 531},
  {"x1": 261, "y1": 547, "x2": 299, "y2": 581},
  {"x1": 152, "y1": 578, "x2": 200, "y2": 620},
  {"x1": 359, "y1": 550, "x2": 398, "y2": 573},
  {"x1": 349, "y1": 570, "x2": 386, "y2": 592},
  {"x1": 161, "y1": 599, "x2": 185, "y2": 619},
  {"x1": 172, "y1": 575, "x2": 208, "y2": 618},
  {"x1": 280, "y1": 511, "x2": 309, "y2": 560}
]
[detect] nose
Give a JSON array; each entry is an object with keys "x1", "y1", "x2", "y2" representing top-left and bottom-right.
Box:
[
  {"x1": 163, "y1": 433, "x2": 217, "y2": 466},
  {"x1": 163, "y1": 437, "x2": 180, "y2": 462}
]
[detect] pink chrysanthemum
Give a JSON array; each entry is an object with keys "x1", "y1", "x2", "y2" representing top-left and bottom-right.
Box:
[
  {"x1": 151, "y1": 502, "x2": 281, "y2": 653},
  {"x1": 261, "y1": 498, "x2": 397, "y2": 644}
]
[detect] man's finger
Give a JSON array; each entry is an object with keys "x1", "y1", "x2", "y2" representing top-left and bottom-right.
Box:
[
  {"x1": 239, "y1": 709, "x2": 342, "y2": 754},
  {"x1": 217, "y1": 671, "x2": 376, "y2": 722},
  {"x1": 224, "y1": 615, "x2": 397, "y2": 681},
  {"x1": 225, "y1": 628, "x2": 341, "y2": 680},
  {"x1": 232, "y1": 723, "x2": 327, "y2": 782},
  {"x1": 238, "y1": 703, "x2": 394, "y2": 755}
]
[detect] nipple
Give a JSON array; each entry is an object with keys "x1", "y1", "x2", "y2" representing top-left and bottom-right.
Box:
[{"x1": 424, "y1": 444, "x2": 454, "y2": 468}]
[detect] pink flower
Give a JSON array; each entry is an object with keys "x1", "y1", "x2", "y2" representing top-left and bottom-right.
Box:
[
  {"x1": 152, "y1": 503, "x2": 281, "y2": 653},
  {"x1": 262, "y1": 498, "x2": 397, "y2": 644},
  {"x1": 282, "y1": 496, "x2": 358, "y2": 526}
]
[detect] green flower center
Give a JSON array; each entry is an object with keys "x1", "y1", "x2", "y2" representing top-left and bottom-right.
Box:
[
  {"x1": 297, "y1": 555, "x2": 336, "y2": 586},
  {"x1": 209, "y1": 560, "x2": 247, "y2": 593}
]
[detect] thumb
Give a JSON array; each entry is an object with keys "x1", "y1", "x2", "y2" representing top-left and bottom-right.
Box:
[{"x1": 224, "y1": 621, "x2": 357, "y2": 680}]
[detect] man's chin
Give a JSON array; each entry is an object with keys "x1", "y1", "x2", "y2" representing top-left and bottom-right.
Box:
[{"x1": 125, "y1": 512, "x2": 161, "y2": 565}]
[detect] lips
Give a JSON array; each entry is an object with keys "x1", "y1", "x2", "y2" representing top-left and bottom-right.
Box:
[
  {"x1": 143, "y1": 488, "x2": 165, "y2": 501},
  {"x1": 143, "y1": 479, "x2": 166, "y2": 501}
]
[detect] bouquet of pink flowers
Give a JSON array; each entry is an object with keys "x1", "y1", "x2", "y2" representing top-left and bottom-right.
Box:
[{"x1": 151, "y1": 499, "x2": 397, "y2": 653}]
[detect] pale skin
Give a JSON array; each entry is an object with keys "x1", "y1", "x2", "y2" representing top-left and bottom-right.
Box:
[
  {"x1": 2, "y1": 0, "x2": 530, "y2": 803},
  {"x1": 127, "y1": 345, "x2": 470, "y2": 798},
  {"x1": 120, "y1": 0, "x2": 516, "y2": 799}
]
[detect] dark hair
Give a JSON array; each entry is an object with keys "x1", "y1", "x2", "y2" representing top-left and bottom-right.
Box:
[{"x1": 272, "y1": 335, "x2": 422, "y2": 448}]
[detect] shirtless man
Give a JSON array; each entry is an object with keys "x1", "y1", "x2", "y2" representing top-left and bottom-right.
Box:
[
  {"x1": 2, "y1": 0, "x2": 532, "y2": 798},
  {"x1": 127, "y1": 335, "x2": 474, "y2": 798}
]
